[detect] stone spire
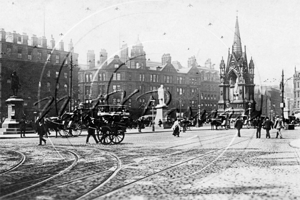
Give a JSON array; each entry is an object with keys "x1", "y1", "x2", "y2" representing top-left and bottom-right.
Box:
[{"x1": 232, "y1": 16, "x2": 242, "y2": 58}]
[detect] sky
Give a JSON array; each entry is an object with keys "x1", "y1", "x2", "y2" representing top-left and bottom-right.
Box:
[{"x1": 1, "y1": 0, "x2": 300, "y2": 87}]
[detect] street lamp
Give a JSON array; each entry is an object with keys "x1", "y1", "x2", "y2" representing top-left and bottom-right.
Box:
[
  {"x1": 280, "y1": 70, "x2": 292, "y2": 121},
  {"x1": 150, "y1": 100, "x2": 155, "y2": 132}
]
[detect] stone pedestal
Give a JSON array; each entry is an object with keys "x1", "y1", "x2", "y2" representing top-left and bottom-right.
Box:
[
  {"x1": 1, "y1": 96, "x2": 24, "y2": 134},
  {"x1": 154, "y1": 104, "x2": 167, "y2": 128}
]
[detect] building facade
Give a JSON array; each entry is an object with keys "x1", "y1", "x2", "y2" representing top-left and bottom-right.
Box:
[
  {"x1": 78, "y1": 38, "x2": 220, "y2": 119},
  {"x1": 0, "y1": 29, "x2": 79, "y2": 120},
  {"x1": 293, "y1": 67, "x2": 300, "y2": 114},
  {"x1": 218, "y1": 17, "x2": 255, "y2": 115}
]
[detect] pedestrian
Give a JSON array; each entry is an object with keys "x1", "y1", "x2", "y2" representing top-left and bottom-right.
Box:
[
  {"x1": 19, "y1": 114, "x2": 26, "y2": 138},
  {"x1": 262, "y1": 117, "x2": 273, "y2": 138},
  {"x1": 171, "y1": 118, "x2": 181, "y2": 137},
  {"x1": 274, "y1": 115, "x2": 284, "y2": 139},
  {"x1": 158, "y1": 119, "x2": 162, "y2": 127},
  {"x1": 234, "y1": 116, "x2": 243, "y2": 137},
  {"x1": 85, "y1": 115, "x2": 99, "y2": 144},
  {"x1": 256, "y1": 116, "x2": 263, "y2": 138},
  {"x1": 36, "y1": 117, "x2": 47, "y2": 145}
]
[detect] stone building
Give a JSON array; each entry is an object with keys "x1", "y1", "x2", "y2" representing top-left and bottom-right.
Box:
[
  {"x1": 78, "y1": 38, "x2": 220, "y2": 119},
  {"x1": 218, "y1": 17, "x2": 255, "y2": 115},
  {"x1": 0, "y1": 29, "x2": 79, "y2": 120},
  {"x1": 293, "y1": 67, "x2": 300, "y2": 115}
]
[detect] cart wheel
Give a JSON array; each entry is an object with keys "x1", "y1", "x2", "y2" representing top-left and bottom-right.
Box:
[
  {"x1": 72, "y1": 122, "x2": 82, "y2": 136},
  {"x1": 58, "y1": 129, "x2": 69, "y2": 137},
  {"x1": 97, "y1": 127, "x2": 112, "y2": 145},
  {"x1": 110, "y1": 130, "x2": 125, "y2": 144}
]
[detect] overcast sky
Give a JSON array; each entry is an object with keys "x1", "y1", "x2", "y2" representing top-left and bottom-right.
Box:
[{"x1": 1, "y1": 0, "x2": 300, "y2": 87}]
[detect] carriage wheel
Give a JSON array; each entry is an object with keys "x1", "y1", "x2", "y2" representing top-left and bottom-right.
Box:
[
  {"x1": 97, "y1": 127, "x2": 112, "y2": 145},
  {"x1": 110, "y1": 130, "x2": 125, "y2": 144},
  {"x1": 58, "y1": 129, "x2": 69, "y2": 137},
  {"x1": 71, "y1": 122, "x2": 82, "y2": 136}
]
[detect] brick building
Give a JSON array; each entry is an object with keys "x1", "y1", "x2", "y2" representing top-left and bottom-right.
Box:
[
  {"x1": 78, "y1": 39, "x2": 220, "y2": 119},
  {"x1": 0, "y1": 29, "x2": 79, "y2": 120}
]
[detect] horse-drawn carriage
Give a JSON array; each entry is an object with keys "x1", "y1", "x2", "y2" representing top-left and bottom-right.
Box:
[{"x1": 44, "y1": 104, "x2": 130, "y2": 144}]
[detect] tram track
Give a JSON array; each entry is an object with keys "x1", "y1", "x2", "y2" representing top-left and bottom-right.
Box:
[
  {"x1": 92, "y1": 136, "x2": 254, "y2": 199},
  {"x1": 0, "y1": 149, "x2": 79, "y2": 200},
  {"x1": 0, "y1": 149, "x2": 26, "y2": 176},
  {"x1": 71, "y1": 131, "x2": 255, "y2": 199}
]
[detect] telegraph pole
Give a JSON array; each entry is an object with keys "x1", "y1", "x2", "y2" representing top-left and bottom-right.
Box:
[
  {"x1": 69, "y1": 53, "x2": 73, "y2": 112},
  {"x1": 281, "y1": 70, "x2": 284, "y2": 120}
]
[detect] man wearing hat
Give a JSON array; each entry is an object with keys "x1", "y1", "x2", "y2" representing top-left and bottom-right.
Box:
[{"x1": 274, "y1": 115, "x2": 284, "y2": 139}]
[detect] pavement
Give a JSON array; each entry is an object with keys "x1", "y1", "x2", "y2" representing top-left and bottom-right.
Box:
[{"x1": 1, "y1": 124, "x2": 300, "y2": 149}]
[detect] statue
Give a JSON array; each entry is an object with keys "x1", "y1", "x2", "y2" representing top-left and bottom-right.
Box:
[
  {"x1": 157, "y1": 85, "x2": 165, "y2": 106},
  {"x1": 11, "y1": 71, "x2": 21, "y2": 96}
]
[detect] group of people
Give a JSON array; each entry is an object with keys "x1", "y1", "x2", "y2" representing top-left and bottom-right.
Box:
[{"x1": 234, "y1": 115, "x2": 284, "y2": 138}]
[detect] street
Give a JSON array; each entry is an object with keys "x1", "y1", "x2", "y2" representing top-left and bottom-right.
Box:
[{"x1": 1, "y1": 126, "x2": 300, "y2": 200}]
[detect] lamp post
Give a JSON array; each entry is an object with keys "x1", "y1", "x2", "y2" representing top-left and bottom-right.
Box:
[
  {"x1": 280, "y1": 70, "x2": 292, "y2": 121},
  {"x1": 150, "y1": 100, "x2": 155, "y2": 132},
  {"x1": 248, "y1": 102, "x2": 251, "y2": 128}
]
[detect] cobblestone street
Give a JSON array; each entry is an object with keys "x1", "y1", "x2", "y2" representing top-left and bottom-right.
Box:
[{"x1": 1, "y1": 126, "x2": 300, "y2": 200}]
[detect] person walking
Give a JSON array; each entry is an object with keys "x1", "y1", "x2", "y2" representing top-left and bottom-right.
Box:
[
  {"x1": 36, "y1": 117, "x2": 47, "y2": 145},
  {"x1": 19, "y1": 114, "x2": 26, "y2": 138},
  {"x1": 234, "y1": 116, "x2": 243, "y2": 137},
  {"x1": 262, "y1": 117, "x2": 273, "y2": 138},
  {"x1": 171, "y1": 118, "x2": 181, "y2": 137},
  {"x1": 256, "y1": 116, "x2": 263, "y2": 138},
  {"x1": 85, "y1": 115, "x2": 99, "y2": 144},
  {"x1": 274, "y1": 115, "x2": 284, "y2": 139}
]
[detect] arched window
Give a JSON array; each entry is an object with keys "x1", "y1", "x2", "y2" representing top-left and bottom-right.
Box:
[{"x1": 64, "y1": 84, "x2": 68, "y2": 92}]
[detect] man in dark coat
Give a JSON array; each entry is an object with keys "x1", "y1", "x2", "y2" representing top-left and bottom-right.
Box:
[
  {"x1": 234, "y1": 116, "x2": 243, "y2": 137},
  {"x1": 262, "y1": 117, "x2": 273, "y2": 138},
  {"x1": 85, "y1": 115, "x2": 99, "y2": 144},
  {"x1": 256, "y1": 116, "x2": 263, "y2": 138},
  {"x1": 36, "y1": 117, "x2": 47, "y2": 145}
]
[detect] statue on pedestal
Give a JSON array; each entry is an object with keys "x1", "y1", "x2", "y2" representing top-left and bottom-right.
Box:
[{"x1": 11, "y1": 71, "x2": 21, "y2": 96}]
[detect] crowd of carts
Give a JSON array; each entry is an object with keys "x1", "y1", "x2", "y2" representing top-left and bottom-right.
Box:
[
  {"x1": 43, "y1": 105, "x2": 130, "y2": 145},
  {"x1": 29, "y1": 104, "x2": 298, "y2": 145}
]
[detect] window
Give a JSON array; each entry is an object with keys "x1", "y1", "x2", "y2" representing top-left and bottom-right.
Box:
[
  {"x1": 37, "y1": 51, "x2": 42, "y2": 60},
  {"x1": 85, "y1": 73, "x2": 93, "y2": 82},
  {"x1": 64, "y1": 73, "x2": 68, "y2": 79},
  {"x1": 17, "y1": 48, "x2": 22, "y2": 58},
  {"x1": 98, "y1": 73, "x2": 106, "y2": 81},
  {"x1": 47, "y1": 82, "x2": 51, "y2": 92},
  {"x1": 177, "y1": 77, "x2": 184, "y2": 84},
  {"x1": 56, "y1": 72, "x2": 59, "y2": 78},
  {"x1": 85, "y1": 86, "x2": 90, "y2": 96},
  {"x1": 6, "y1": 44, "x2": 12, "y2": 56},
  {"x1": 56, "y1": 55, "x2": 59, "y2": 64},
  {"x1": 98, "y1": 84, "x2": 105, "y2": 94},
  {"x1": 112, "y1": 85, "x2": 121, "y2": 91},
  {"x1": 47, "y1": 70, "x2": 50, "y2": 77},
  {"x1": 136, "y1": 62, "x2": 140, "y2": 68},
  {"x1": 139, "y1": 74, "x2": 145, "y2": 81},
  {"x1": 64, "y1": 84, "x2": 68, "y2": 92},
  {"x1": 113, "y1": 73, "x2": 121, "y2": 81},
  {"x1": 150, "y1": 74, "x2": 158, "y2": 82},
  {"x1": 177, "y1": 87, "x2": 183, "y2": 95}
]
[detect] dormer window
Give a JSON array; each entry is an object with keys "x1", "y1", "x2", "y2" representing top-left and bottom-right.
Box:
[{"x1": 114, "y1": 64, "x2": 119, "y2": 68}]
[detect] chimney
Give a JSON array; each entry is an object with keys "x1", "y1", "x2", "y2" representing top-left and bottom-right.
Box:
[
  {"x1": 22, "y1": 33, "x2": 28, "y2": 45},
  {"x1": 0, "y1": 28, "x2": 6, "y2": 41},
  {"x1": 87, "y1": 50, "x2": 95, "y2": 69},
  {"x1": 42, "y1": 36, "x2": 47, "y2": 48},
  {"x1": 68, "y1": 39, "x2": 73, "y2": 52},
  {"x1": 31, "y1": 34, "x2": 38, "y2": 47},
  {"x1": 13, "y1": 31, "x2": 18, "y2": 43},
  {"x1": 99, "y1": 49, "x2": 107, "y2": 66},
  {"x1": 50, "y1": 35, "x2": 55, "y2": 49},
  {"x1": 59, "y1": 40, "x2": 64, "y2": 51}
]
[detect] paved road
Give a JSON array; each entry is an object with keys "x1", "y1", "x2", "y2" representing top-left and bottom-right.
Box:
[{"x1": 0, "y1": 126, "x2": 300, "y2": 200}]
